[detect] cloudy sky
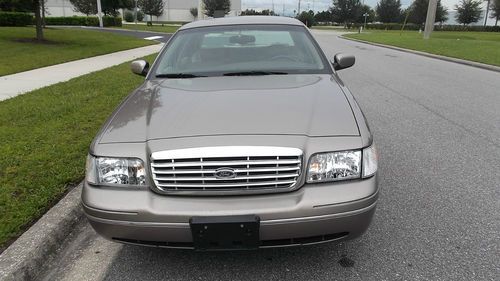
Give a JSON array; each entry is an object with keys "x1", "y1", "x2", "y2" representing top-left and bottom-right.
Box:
[{"x1": 241, "y1": 0, "x2": 494, "y2": 24}]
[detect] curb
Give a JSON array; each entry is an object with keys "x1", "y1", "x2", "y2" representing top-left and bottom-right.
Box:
[
  {"x1": 0, "y1": 184, "x2": 84, "y2": 281},
  {"x1": 340, "y1": 35, "x2": 500, "y2": 73}
]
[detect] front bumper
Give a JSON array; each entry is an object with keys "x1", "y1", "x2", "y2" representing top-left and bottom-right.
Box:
[{"x1": 82, "y1": 175, "x2": 378, "y2": 249}]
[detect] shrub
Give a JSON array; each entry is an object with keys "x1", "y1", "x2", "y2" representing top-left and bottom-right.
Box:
[
  {"x1": 136, "y1": 11, "x2": 144, "y2": 21},
  {"x1": 43, "y1": 16, "x2": 122, "y2": 27},
  {"x1": 0, "y1": 11, "x2": 33, "y2": 26},
  {"x1": 124, "y1": 10, "x2": 134, "y2": 22},
  {"x1": 435, "y1": 25, "x2": 500, "y2": 32},
  {"x1": 364, "y1": 23, "x2": 421, "y2": 30},
  {"x1": 103, "y1": 16, "x2": 122, "y2": 27}
]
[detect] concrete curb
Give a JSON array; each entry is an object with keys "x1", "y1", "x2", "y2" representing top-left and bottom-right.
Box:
[
  {"x1": 340, "y1": 35, "x2": 500, "y2": 73},
  {"x1": 0, "y1": 184, "x2": 84, "y2": 281}
]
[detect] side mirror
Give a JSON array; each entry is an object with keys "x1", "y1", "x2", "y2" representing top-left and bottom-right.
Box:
[
  {"x1": 332, "y1": 53, "x2": 355, "y2": 71},
  {"x1": 131, "y1": 60, "x2": 149, "y2": 76}
]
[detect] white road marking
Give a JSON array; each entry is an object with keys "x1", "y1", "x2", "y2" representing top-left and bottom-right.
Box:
[{"x1": 144, "y1": 36, "x2": 163, "y2": 40}]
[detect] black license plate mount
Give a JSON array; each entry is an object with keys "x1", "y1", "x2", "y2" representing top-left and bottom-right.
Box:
[{"x1": 190, "y1": 215, "x2": 260, "y2": 250}]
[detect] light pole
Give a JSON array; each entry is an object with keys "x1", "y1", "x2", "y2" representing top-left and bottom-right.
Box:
[
  {"x1": 484, "y1": 0, "x2": 491, "y2": 26},
  {"x1": 134, "y1": 0, "x2": 138, "y2": 24},
  {"x1": 363, "y1": 13, "x2": 368, "y2": 30},
  {"x1": 96, "y1": 0, "x2": 103, "y2": 28},
  {"x1": 197, "y1": 0, "x2": 203, "y2": 20},
  {"x1": 423, "y1": 0, "x2": 437, "y2": 39}
]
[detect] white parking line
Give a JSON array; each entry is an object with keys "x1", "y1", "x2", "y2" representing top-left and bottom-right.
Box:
[{"x1": 144, "y1": 36, "x2": 163, "y2": 40}]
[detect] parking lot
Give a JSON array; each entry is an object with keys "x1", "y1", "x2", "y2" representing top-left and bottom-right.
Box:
[{"x1": 40, "y1": 30, "x2": 500, "y2": 281}]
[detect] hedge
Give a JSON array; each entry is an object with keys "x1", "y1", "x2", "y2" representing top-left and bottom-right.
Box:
[
  {"x1": 434, "y1": 25, "x2": 500, "y2": 32},
  {"x1": 316, "y1": 22, "x2": 500, "y2": 32},
  {"x1": 44, "y1": 16, "x2": 122, "y2": 27},
  {"x1": 0, "y1": 11, "x2": 33, "y2": 26},
  {"x1": 356, "y1": 23, "x2": 500, "y2": 32}
]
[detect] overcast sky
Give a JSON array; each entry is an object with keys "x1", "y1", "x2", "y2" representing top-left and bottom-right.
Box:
[{"x1": 241, "y1": 0, "x2": 488, "y2": 17}]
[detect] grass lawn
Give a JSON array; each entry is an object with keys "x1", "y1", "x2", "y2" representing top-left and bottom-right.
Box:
[
  {"x1": 118, "y1": 23, "x2": 180, "y2": 34},
  {"x1": 0, "y1": 27, "x2": 154, "y2": 76},
  {"x1": 0, "y1": 53, "x2": 157, "y2": 251},
  {"x1": 343, "y1": 30, "x2": 500, "y2": 67}
]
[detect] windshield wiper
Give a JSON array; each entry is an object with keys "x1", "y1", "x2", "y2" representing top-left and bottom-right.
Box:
[
  {"x1": 223, "y1": 71, "x2": 288, "y2": 76},
  {"x1": 155, "y1": 73, "x2": 206, "y2": 78}
]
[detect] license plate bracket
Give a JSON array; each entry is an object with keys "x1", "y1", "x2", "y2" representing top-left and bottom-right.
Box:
[{"x1": 190, "y1": 215, "x2": 260, "y2": 250}]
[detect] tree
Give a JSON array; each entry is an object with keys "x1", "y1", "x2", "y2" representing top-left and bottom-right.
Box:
[
  {"x1": 356, "y1": 4, "x2": 375, "y2": 23},
  {"x1": 102, "y1": 0, "x2": 134, "y2": 16},
  {"x1": 0, "y1": 0, "x2": 32, "y2": 11},
  {"x1": 408, "y1": 0, "x2": 448, "y2": 25},
  {"x1": 33, "y1": 0, "x2": 43, "y2": 40},
  {"x1": 376, "y1": 0, "x2": 402, "y2": 23},
  {"x1": 314, "y1": 10, "x2": 333, "y2": 23},
  {"x1": 330, "y1": 0, "x2": 361, "y2": 26},
  {"x1": 259, "y1": 9, "x2": 276, "y2": 15},
  {"x1": 138, "y1": 0, "x2": 164, "y2": 22},
  {"x1": 297, "y1": 10, "x2": 315, "y2": 27},
  {"x1": 1, "y1": 0, "x2": 44, "y2": 40},
  {"x1": 190, "y1": 7, "x2": 198, "y2": 19},
  {"x1": 203, "y1": 0, "x2": 231, "y2": 17},
  {"x1": 69, "y1": 0, "x2": 97, "y2": 15},
  {"x1": 455, "y1": 0, "x2": 483, "y2": 25},
  {"x1": 240, "y1": 9, "x2": 276, "y2": 15},
  {"x1": 491, "y1": 0, "x2": 500, "y2": 25}
]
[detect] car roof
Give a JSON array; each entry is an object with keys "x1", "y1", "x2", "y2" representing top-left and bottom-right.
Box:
[{"x1": 179, "y1": 16, "x2": 305, "y2": 30}]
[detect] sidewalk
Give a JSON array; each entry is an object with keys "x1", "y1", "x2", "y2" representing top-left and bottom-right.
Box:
[{"x1": 0, "y1": 43, "x2": 164, "y2": 101}]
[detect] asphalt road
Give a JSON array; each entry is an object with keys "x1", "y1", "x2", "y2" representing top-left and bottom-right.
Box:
[{"x1": 39, "y1": 30, "x2": 500, "y2": 281}]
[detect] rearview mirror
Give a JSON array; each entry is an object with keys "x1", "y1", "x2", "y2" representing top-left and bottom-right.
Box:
[
  {"x1": 332, "y1": 53, "x2": 355, "y2": 71},
  {"x1": 131, "y1": 60, "x2": 149, "y2": 76},
  {"x1": 229, "y1": 35, "x2": 256, "y2": 45}
]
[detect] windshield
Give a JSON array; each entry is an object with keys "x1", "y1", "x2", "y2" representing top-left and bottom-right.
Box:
[{"x1": 153, "y1": 24, "x2": 331, "y2": 77}]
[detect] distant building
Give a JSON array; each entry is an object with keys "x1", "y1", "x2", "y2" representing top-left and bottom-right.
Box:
[
  {"x1": 44, "y1": 0, "x2": 242, "y2": 22},
  {"x1": 158, "y1": 0, "x2": 241, "y2": 21},
  {"x1": 45, "y1": 0, "x2": 77, "y2": 17}
]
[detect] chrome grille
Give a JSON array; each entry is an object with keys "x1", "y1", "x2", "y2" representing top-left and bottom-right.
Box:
[{"x1": 150, "y1": 146, "x2": 303, "y2": 195}]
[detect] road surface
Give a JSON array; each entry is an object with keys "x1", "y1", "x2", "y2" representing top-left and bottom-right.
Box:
[{"x1": 40, "y1": 30, "x2": 500, "y2": 281}]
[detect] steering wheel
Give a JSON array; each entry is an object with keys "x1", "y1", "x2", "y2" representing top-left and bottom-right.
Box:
[{"x1": 270, "y1": 55, "x2": 300, "y2": 62}]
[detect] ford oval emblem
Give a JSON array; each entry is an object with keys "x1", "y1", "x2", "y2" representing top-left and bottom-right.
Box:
[{"x1": 214, "y1": 167, "x2": 236, "y2": 179}]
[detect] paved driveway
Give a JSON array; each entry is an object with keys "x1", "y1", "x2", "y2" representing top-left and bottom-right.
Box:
[{"x1": 40, "y1": 30, "x2": 500, "y2": 281}]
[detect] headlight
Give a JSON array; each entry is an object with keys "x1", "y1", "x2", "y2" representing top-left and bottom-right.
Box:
[
  {"x1": 307, "y1": 150, "x2": 361, "y2": 182},
  {"x1": 86, "y1": 155, "x2": 146, "y2": 186},
  {"x1": 307, "y1": 144, "x2": 378, "y2": 183}
]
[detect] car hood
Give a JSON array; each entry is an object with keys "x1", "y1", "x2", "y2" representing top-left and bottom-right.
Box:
[{"x1": 98, "y1": 75, "x2": 359, "y2": 144}]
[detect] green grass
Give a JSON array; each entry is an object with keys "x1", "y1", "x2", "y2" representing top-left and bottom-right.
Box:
[
  {"x1": 343, "y1": 30, "x2": 500, "y2": 66},
  {"x1": 0, "y1": 27, "x2": 154, "y2": 76},
  {"x1": 0, "y1": 54, "x2": 157, "y2": 250},
  {"x1": 117, "y1": 23, "x2": 180, "y2": 34}
]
